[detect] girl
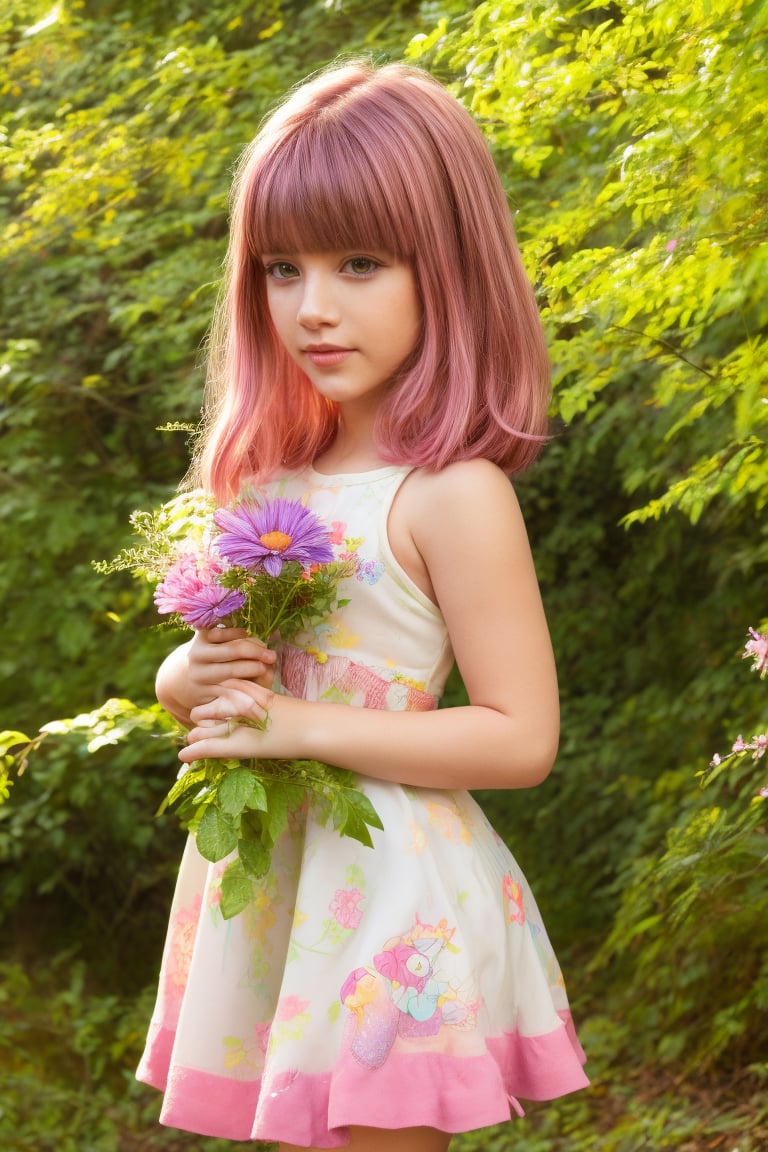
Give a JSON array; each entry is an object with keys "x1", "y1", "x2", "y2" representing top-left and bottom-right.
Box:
[{"x1": 137, "y1": 60, "x2": 588, "y2": 1152}]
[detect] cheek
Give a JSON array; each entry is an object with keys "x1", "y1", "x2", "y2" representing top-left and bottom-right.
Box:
[{"x1": 265, "y1": 285, "x2": 293, "y2": 338}]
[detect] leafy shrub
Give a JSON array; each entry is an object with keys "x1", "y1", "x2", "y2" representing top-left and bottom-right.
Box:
[
  {"x1": 0, "y1": 700, "x2": 185, "y2": 985},
  {"x1": 0, "y1": 957, "x2": 255, "y2": 1152}
]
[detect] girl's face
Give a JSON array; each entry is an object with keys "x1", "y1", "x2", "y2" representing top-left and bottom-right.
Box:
[{"x1": 261, "y1": 249, "x2": 421, "y2": 415}]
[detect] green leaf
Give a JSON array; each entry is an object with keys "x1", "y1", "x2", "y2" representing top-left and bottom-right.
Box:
[
  {"x1": 156, "y1": 766, "x2": 209, "y2": 816},
  {"x1": 0, "y1": 731, "x2": 32, "y2": 755},
  {"x1": 332, "y1": 792, "x2": 383, "y2": 849},
  {"x1": 245, "y1": 776, "x2": 268, "y2": 811},
  {"x1": 345, "y1": 789, "x2": 384, "y2": 834},
  {"x1": 217, "y1": 766, "x2": 260, "y2": 818},
  {"x1": 264, "y1": 782, "x2": 290, "y2": 845},
  {"x1": 238, "y1": 837, "x2": 271, "y2": 880},
  {"x1": 220, "y1": 859, "x2": 254, "y2": 920},
  {"x1": 195, "y1": 804, "x2": 238, "y2": 862}
]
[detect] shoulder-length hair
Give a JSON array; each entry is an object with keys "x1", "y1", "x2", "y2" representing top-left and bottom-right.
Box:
[{"x1": 189, "y1": 61, "x2": 551, "y2": 500}]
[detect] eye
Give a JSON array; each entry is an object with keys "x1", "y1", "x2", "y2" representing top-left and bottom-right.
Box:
[
  {"x1": 343, "y1": 256, "x2": 380, "y2": 276},
  {"x1": 264, "y1": 260, "x2": 299, "y2": 280}
]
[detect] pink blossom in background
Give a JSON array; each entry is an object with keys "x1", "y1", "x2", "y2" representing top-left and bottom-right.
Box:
[
  {"x1": 743, "y1": 627, "x2": 768, "y2": 676},
  {"x1": 329, "y1": 887, "x2": 365, "y2": 929},
  {"x1": 709, "y1": 625, "x2": 767, "y2": 790}
]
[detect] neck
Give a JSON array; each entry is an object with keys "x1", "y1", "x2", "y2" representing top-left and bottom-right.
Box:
[{"x1": 315, "y1": 407, "x2": 383, "y2": 474}]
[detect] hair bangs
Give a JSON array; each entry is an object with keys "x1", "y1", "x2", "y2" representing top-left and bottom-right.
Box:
[{"x1": 242, "y1": 121, "x2": 414, "y2": 261}]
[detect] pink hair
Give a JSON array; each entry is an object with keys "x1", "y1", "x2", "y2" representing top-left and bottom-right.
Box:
[{"x1": 190, "y1": 62, "x2": 550, "y2": 501}]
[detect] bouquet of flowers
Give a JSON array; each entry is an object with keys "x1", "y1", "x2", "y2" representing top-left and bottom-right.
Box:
[{"x1": 98, "y1": 490, "x2": 382, "y2": 919}]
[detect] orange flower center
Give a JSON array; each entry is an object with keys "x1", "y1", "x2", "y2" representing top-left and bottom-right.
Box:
[{"x1": 260, "y1": 530, "x2": 292, "y2": 552}]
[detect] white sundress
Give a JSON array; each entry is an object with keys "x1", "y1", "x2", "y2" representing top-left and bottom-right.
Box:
[{"x1": 136, "y1": 464, "x2": 588, "y2": 1146}]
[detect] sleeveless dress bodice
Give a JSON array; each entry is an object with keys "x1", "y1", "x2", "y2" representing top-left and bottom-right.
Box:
[{"x1": 268, "y1": 465, "x2": 453, "y2": 714}]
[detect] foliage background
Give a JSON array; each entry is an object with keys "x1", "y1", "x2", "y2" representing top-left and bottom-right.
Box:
[{"x1": 1, "y1": 0, "x2": 766, "y2": 1148}]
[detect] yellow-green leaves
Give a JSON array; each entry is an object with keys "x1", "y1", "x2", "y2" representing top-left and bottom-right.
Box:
[{"x1": 417, "y1": 0, "x2": 767, "y2": 523}]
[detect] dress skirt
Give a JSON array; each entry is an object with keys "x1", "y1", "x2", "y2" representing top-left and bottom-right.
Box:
[{"x1": 136, "y1": 778, "x2": 588, "y2": 1146}]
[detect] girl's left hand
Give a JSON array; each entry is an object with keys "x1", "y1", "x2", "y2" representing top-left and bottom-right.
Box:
[
  {"x1": 179, "y1": 685, "x2": 296, "y2": 764},
  {"x1": 188, "y1": 677, "x2": 274, "y2": 729}
]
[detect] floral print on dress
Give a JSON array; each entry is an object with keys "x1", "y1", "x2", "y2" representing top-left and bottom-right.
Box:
[
  {"x1": 163, "y1": 895, "x2": 202, "y2": 1003},
  {"x1": 222, "y1": 995, "x2": 310, "y2": 1071},
  {"x1": 426, "y1": 796, "x2": 472, "y2": 845},
  {"x1": 355, "y1": 557, "x2": 385, "y2": 585},
  {"x1": 406, "y1": 820, "x2": 427, "y2": 855},
  {"x1": 339, "y1": 917, "x2": 477, "y2": 1070},
  {"x1": 289, "y1": 866, "x2": 368, "y2": 963},
  {"x1": 222, "y1": 1023, "x2": 269, "y2": 1073},
  {"x1": 502, "y1": 873, "x2": 526, "y2": 925},
  {"x1": 269, "y1": 994, "x2": 311, "y2": 1050},
  {"x1": 329, "y1": 886, "x2": 365, "y2": 929}
]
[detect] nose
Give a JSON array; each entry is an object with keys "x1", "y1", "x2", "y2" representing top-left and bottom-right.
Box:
[{"x1": 297, "y1": 270, "x2": 340, "y2": 330}]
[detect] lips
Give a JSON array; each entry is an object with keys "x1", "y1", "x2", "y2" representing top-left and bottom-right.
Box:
[{"x1": 302, "y1": 344, "x2": 353, "y2": 367}]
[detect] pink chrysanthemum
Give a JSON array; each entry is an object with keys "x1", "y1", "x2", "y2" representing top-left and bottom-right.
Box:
[
  {"x1": 154, "y1": 551, "x2": 246, "y2": 629},
  {"x1": 214, "y1": 497, "x2": 334, "y2": 577}
]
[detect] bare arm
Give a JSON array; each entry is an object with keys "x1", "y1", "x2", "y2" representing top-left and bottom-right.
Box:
[{"x1": 180, "y1": 460, "x2": 559, "y2": 791}]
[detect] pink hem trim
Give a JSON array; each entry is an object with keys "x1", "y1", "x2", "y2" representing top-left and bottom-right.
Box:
[
  {"x1": 135, "y1": 1021, "x2": 174, "y2": 1091},
  {"x1": 487, "y1": 1011, "x2": 589, "y2": 1101},
  {"x1": 137, "y1": 1015, "x2": 588, "y2": 1146}
]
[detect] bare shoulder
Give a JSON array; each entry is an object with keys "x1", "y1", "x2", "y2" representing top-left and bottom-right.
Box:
[
  {"x1": 405, "y1": 459, "x2": 527, "y2": 542},
  {"x1": 389, "y1": 460, "x2": 530, "y2": 604},
  {"x1": 410, "y1": 457, "x2": 516, "y2": 495}
]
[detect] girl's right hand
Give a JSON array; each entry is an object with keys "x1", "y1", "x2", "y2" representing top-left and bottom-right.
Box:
[
  {"x1": 186, "y1": 627, "x2": 276, "y2": 693},
  {"x1": 155, "y1": 628, "x2": 276, "y2": 726}
]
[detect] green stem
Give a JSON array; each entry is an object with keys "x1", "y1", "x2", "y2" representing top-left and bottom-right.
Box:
[{"x1": 261, "y1": 574, "x2": 309, "y2": 638}]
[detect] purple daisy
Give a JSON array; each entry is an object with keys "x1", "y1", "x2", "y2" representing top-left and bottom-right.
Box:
[
  {"x1": 154, "y1": 551, "x2": 246, "y2": 629},
  {"x1": 213, "y1": 497, "x2": 334, "y2": 577}
]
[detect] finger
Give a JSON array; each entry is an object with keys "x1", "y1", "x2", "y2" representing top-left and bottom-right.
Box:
[
  {"x1": 186, "y1": 719, "x2": 231, "y2": 743},
  {"x1": 188, "y1": 687, "x2": 271, "y2": 720},
  {"x1": 179, "y1": 727, "x2": 256, "y2": 763},
  {"x1": 190, "y1": 640, "x2": 277, "y2": 677},
  {"x1": 202, "y1": 630, "x2": 276, "y2": 660},
  {"x1": 190, "y1": 660, "x2": 276, "y2": 686},
  {"x1": 179, "y1": 734, "x2": 229, "y2": 762},
  {"x1": 190, "y1": 685, "x2": 273, "y2": 726}
]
